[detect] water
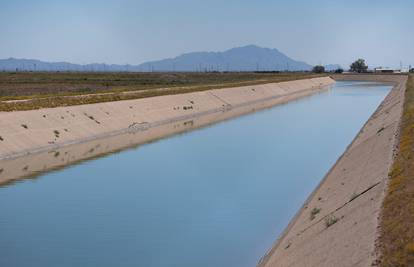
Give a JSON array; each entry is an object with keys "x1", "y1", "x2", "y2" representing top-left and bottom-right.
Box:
[{"x1": 0, "y1": 81, "x2": 391, "y2": 267}]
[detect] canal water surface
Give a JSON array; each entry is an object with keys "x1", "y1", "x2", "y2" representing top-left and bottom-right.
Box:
[{"x1": 0, "y1": 81, "x2": 392, "y2": 267}]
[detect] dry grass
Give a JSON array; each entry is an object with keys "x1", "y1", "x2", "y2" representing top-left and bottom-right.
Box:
[
  {"x1": 380, "y1": 74, "x2": 414, "y2": 267},
  {"x1": 0, "y1": 72, "x2": 323, "y2": 111}
]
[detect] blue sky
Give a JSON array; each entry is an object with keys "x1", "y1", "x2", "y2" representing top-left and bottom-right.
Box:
[{"x1": 0, "y1": 0, "x2": 412, "y2": 68}]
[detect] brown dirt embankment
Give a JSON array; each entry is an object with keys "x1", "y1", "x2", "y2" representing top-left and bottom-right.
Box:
[{"x1": 378, "y1": 74, "x2": 414, "y2": 267}]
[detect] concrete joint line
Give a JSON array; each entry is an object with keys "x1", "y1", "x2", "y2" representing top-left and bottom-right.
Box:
[
  {"x1": 208, "y1": 91, "x2": 232, "y2": 107},
  {"x1": 295, "y1": 181, "x2": 382, "y2": 237}
]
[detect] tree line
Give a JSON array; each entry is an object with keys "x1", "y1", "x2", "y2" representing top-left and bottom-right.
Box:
[{"x1": 312, "y1": 59, "x2": 369, "y2": 74}]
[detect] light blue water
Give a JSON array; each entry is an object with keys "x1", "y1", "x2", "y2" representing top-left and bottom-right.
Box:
[{"x1": 0, "y1": 81, "x2": 391, "y2": 267}]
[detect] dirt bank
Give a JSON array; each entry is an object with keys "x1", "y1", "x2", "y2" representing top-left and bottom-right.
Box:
[{"x1": 258, "y1": 74, "x2": 407, "y2": 267}]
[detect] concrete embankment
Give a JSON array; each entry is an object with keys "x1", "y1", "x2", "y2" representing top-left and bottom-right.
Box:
[
  {"x1": 258, "y1": 75, "x2": 407, "y2": 267},
  {"x1": 0, "y1": 77, "x2": 333, "y2": 185}
]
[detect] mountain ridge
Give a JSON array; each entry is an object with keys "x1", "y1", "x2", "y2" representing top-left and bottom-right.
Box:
[
  {"x1": 0, "y1": 45, "x2": 341, "y2": 72},
  {"x1": 137, "y1": 45, "x2": 312, "y2": 72}
]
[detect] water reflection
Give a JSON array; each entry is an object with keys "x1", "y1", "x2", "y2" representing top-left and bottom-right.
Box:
[{"x1": 0, "y1": 90, "x2": 312, "y2": 187}]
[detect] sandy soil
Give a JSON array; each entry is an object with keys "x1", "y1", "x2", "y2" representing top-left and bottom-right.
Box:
[{"x1": 258, "y1": 75, "x2": 407, "y2": 267}]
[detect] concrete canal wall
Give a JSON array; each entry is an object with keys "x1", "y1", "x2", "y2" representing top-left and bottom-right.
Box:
[
  {"x1": 259, "y1": 75, "x2": 407, "y2": 267},
  {"x1": 0, "y1": 77, "x2": 334, "y2": 185},
  {"x1": 0, "y1": 77, "x2": 334, "y2": 161}
]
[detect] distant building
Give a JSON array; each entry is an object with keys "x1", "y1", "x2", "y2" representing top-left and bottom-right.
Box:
[
  {"x1": 374, "y1": 67, "x2": 409, "y2": 74},
  {"x1": 374, "y1": 67, "x2": 394, "y2": 73}
]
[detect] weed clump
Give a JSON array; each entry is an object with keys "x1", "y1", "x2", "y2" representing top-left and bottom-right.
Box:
[
  {"x1": 310, "y1": 207, "x2": 321, "y2": 220},
  {"x1": 325, "y1": 215, "x2": 338, "y2": 228}
]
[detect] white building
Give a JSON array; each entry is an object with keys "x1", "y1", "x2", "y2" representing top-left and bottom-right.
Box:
[
  {"x1": 374, "y1": 67, "x2": 409, "y2": 74},
  {"x1": 374, "y1": 67, "x2": 394, "y2": 73}
]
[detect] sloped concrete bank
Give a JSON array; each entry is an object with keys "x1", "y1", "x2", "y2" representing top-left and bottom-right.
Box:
[
  {"x1": 0, "y1": 77, "x2": 333, "y2": 184},
  {"x1": 258, "y1": 75, "x2": 407, "y2": 267}
]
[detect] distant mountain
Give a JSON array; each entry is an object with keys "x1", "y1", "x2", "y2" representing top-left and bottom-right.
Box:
[
  {"x1": 0, "y1": 45, "x2": 321, "y2": 72},
  {"x1": 0, "y1": 58, "x2": 132, "y2": 72},
  {"x1": 136, "y1": 45, "x2": 312, "y2": 72}
]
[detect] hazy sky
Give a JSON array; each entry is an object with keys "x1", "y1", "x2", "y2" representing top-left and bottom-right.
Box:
[{"x1": 0, "y1": 0, "x2": 413, "y2": 68}]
